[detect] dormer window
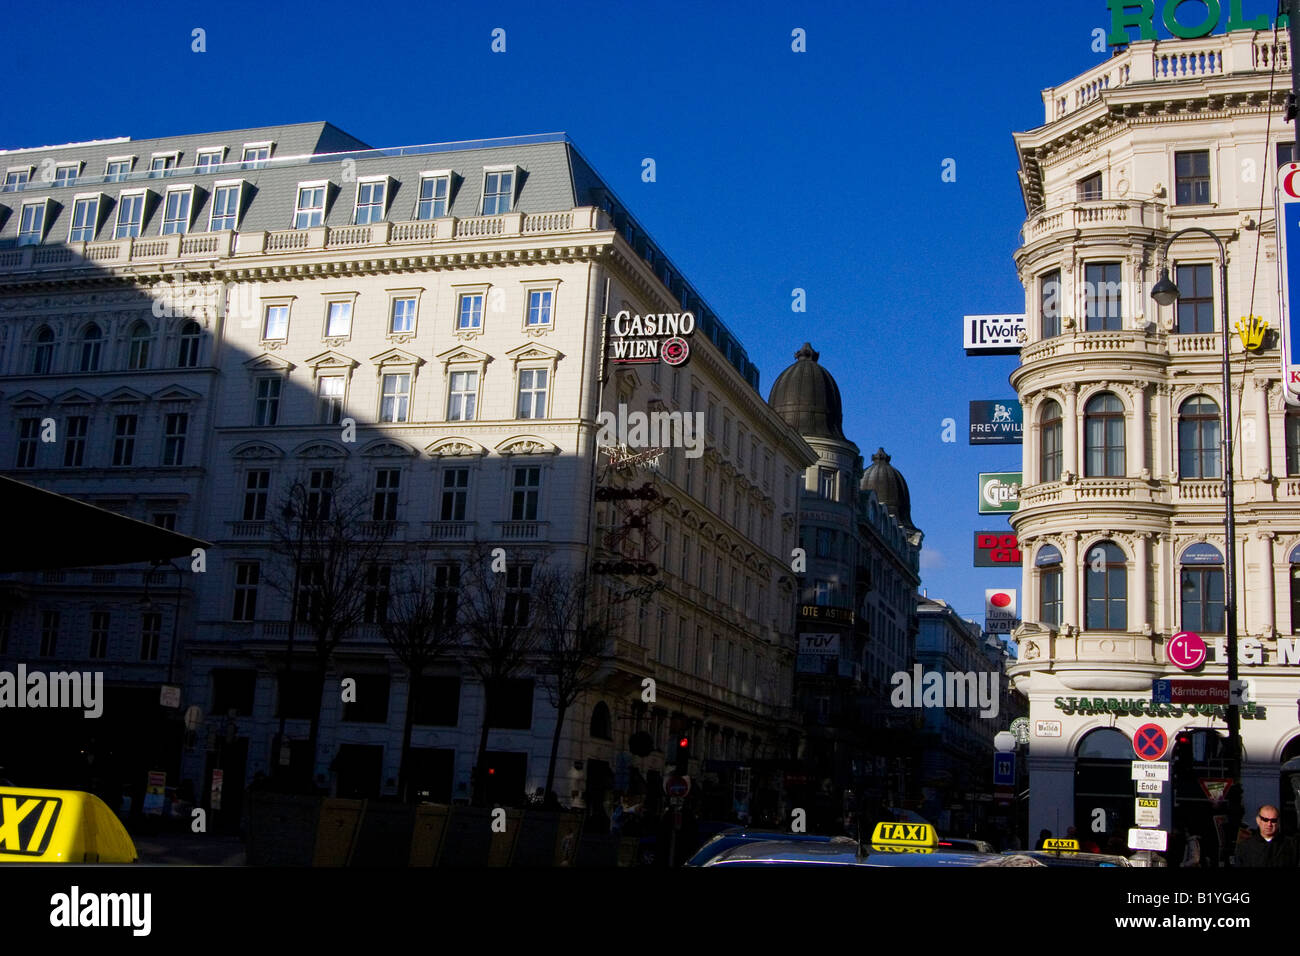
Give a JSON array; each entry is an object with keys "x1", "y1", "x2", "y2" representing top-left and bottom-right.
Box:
[
  {"x1": 353, "y1": 178, "x2": 388, "y2": 224},
  {"x1": 294, "y1": 183, "x2": 328, "y2": 228},
  {"x1": 161, "y1": 187, "x2": 195, "y2": 235},
  {"x1": 195, "y1": 149, "x2": 224, "y2": 173},
  {"x1": 18, "y1": 201, "x2": 48, "y2": 245},
  {"x1": 481, "y1": 166, "x2": 517, "y2": 215},
  {"x1": 53, "y1": 163, "x2": 80, "y2": 187},
  {"x1": 149, "y1": 153, "x2": 178, "y2": 178},
  {"x1": 3, "y1": 168, "x2": 31, "y2": 192},
  {"x1": 241, "y1": 143, "x2": 272, "y2": 170},
  {"x1": 114, "y1": 191, "x2": 148, "y2": 238},
  {"x1": 105, "y1": 157, "x2": 132, "y2": 182},
  {"x1": 416, "y1": 171, "x2": 450, "y2": 219}
]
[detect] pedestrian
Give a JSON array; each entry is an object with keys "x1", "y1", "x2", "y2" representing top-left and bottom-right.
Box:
[
  {"x1": 1182, "y1": 830, "x2": 1202, "y2": 868},
  {"x1": 1233, "y1": 805, "x2": 1298, "y2": 867},
  {"x1": 1035, "y1": 828, "x2": 1053, "y2": 849}
]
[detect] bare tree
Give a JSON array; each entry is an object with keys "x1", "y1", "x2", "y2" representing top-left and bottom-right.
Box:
[
  {"x1": 265, "y1": 471, "x2": 393, "y2": 790},
  {"x1": 377, "y1": 548, "x2": 463, "y2": 802},
  {"x1": 532, "y1": 563, "x2": 619, "y2": 806},
  {"x1": 458, "y1": 544, "x2": 545, "y2": 807}
]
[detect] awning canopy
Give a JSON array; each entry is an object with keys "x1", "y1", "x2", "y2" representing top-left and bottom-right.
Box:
[{"x1": 0, "y1": 475, "x2": 210, "y2": 572}]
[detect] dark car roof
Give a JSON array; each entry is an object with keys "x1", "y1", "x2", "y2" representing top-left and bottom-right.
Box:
[
  {"x1": 703, "y1": 840, "x2": 990, "y2": 867},
  {"x1": 984, "y1": 851, "x2": 1131, "y2": 867},
  {"x1": 685, "y1": 830, "x2": 846, "y2": 866}
]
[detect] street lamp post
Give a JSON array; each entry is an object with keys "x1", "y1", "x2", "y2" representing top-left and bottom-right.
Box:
[{"x1": 1150, "y1": 228, "x2": 1244, "y2": 862}]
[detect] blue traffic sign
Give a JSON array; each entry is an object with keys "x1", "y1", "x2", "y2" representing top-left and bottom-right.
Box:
[
  {"x1": 994, "y1": 752, "x2": 1015, "y2": 786},
  {"x1": 1152, "y1": 679, "x2": 1171, "y2": 703}
]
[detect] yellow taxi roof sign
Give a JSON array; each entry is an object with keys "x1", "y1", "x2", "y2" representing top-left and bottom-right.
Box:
[
  {"x1": 870, "y1": 821, "x2": 937, "y2": 847},
  {"x1": 0, "y1": 787, "x2": 137, "y2": 863},
  {"x1": 1043, "y1": 838, "x2": 1080, "y2": 851}
]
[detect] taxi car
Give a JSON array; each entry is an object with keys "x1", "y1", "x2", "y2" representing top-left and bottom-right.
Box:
[
  {"x1": 684, "y1": 828, "x2": 851, "y2": 867},
  {"x1": 980, "y1": 839, "x2": 1131, "y2": 867},
  {"x1": 0, "y1": 787, "x2": 138, "y2": 863},
  {"x1": 701, "y1": 822, "x2": 994, "y2": 867}
]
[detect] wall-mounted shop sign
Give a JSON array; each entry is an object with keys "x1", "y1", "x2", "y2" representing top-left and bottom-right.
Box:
[
  {"x1": 964, "y1": 314, "x2": 1025, "y2": 356},
  {"x1": 609, "y1": 311, "x2": 694, "y2": 365},
  {"x1": 1276, "y1": 163, "x2": 1300, "y2": 405},
  {"x1": 985, "y1": 589, "x2": 1018, "y2": 634},
  {"x1": 1106, "y1": 0, "x2": 1284, "y2": 46},
  {"x1": 798, "y1": 605, "x2": 854, "y2": 627},
  {"x1": 978, "y1": 473, "x2": 1022, "y2": 514},
  {"x1": 1054, "y1": 695, "x2": 1268, "y2": 719},
  {"x1": 974, "y1": 532, "x2": 1022, "y2": 567},
  {"x1": 969, "y1": 400, "x2": 1023, "y2": 444}
]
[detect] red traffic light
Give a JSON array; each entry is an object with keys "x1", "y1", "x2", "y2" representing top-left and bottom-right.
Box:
[{"x1": 678, "y1": 736, "x2": 689, "y2": 749}]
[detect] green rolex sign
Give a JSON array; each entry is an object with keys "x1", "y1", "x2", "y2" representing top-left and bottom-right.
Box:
[{"x1": 1107, "y1": 0, "x2": 1283, "y2": 45}]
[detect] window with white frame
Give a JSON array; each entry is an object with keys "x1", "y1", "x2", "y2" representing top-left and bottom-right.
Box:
[
  {"x1": 149, "y1": 154, "x2": 176, "y2": 178},
  {"x1": 380, "y1": 373, "x2": 411, "y2": 423},
  {"x1": 354, "y1": 179, "x2": 387, "y2": 224},
  {"x1": 16, "y1": 417, "x2": 40, "y2": 468},
  {"x1": 209, "y1": 183, "x2": 241, "y2": 231},
  {"x1": 177, "y1": 321, "x2": 201, "y2": 368},
  {"x1": 79, "y1": 323, "x2": 103, "y2": 371},
  {"x1": 18, "y1": 202, "x2": 46, "y2": 245},
  {"x1": 114, "y1": 192, "x2": 146, "y2": 238},
  {"x1": 516, "y1": 368, "x2": 548, "y2": 419},
  {"x1": 481, "y1": 169, "x2": 514, "y2": 215},
  {"x1": 457, "y1": 292, "x2": 484, "y2": 331},
  {"x1": 447, "y1": 370, "x2": 477, "y2": 421},
  {"x1": 254, "y1": 376, "x2": 281, "y2": 426},
  {"x1": 195, "y1": 149, "x2": 223, "y2": 173},
  {"x1": 105, "y1": 159, "x2": 131, "y2": 182},
  {"x1": 3, "y1": 168, "x2": 29, "y2": 191},
  {"x1": 390, "y1": 296, "x2": 416, "y2": 334},
  {"x1": 68, "y1": 196, "x2": 99, "y2": 241},
  {"x1": 89, "y1": 611, "x2": 109, "y2": 659},
  {"x1": 128, "y1": 322, "x2": 151, "y2": 369},
  {"x1": 232, "y1": 562, "x2": 259, "y2": 621},
  {"x1": 440, "y1": 467, "x2": 469, "y2": 520},
  {"x1": 294, "y1": 184, "x2": 327, "y2": 228},
  {"x1": 263, "y1": 303, "x2": 290, "y2": 340},
  {"x1": 53, "y1": 164, "x2": 79, "y2": 187},
  {"x1": 416, "y1": 173, "x2": 449, "y2": 219},
  {"x1": 161, "y1": 188, "x2": 192, "y2": 234},
  {"x1": 243, "y1": 469, "x2": 270, "y2": 520},
  {"x1": 317, "y1": 375, "x2": 344, "y2": 424},
  {"x1": 511, "y1": 466, "x2": 541, "y2": 521},
  {"x1": 372, "y1": 469, "x2": 400, "y2": 521},
  {"x1": 112, "y1": 414, "x2": 136, "y2": 466},
  {"x1": 242, "y1": 144, "x2": 271, "y2": 169},
  {"x1": 526, "y1": 289, "x2": 552, "y2": 327},
  {"x1": 325, "y1": 300, "x2": 352, "y2": 338},
  {"x1": 162, "y1": 412, "x2": 188, "y2": 466}
]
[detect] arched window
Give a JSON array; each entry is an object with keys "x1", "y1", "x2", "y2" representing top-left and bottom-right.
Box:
[
  {"x1": 1287, "y1": 545, "x2": 1300, "y2": 633},
  {"x1": 32, "y1": 326, "x2": 54, "y2": 374},
  {"x1": 1040, "y1": 399, "x2": 1062, "y2": 482},
  {"x1": 1084, "y1": 541, "x2": 1127, "y2": 630},
  {"x1": 1084, "y1": 393, "x2": 1125, "y2": 477},
  {"x1": 177, "y1": 320, "x2": 201, "y2": 368},
  {"x1": 128, "y1": 322, "x2": 151, "y2": 370},
  {"x1": 79, "y1": 323, "x2": 103, "y2": 372},
  {"x1": 1037, "y1": 545, "x2": 1063, "y2": 627},
  {"x1": 589, "y1": 701, "x2": 612, "y2": 740},
  {"x1": 1180, "y1": 543, "x2": 1224, "y2": 634},
  {"x1": 1076, "y1": 727, "x2": 1132, "y2": 760},
  {"x1": 1178, "y1": 396, "x2": 1221, "y2": 478}
]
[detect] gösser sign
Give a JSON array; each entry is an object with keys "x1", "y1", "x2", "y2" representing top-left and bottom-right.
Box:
[
  {"x1": 964, "y1": 315, "x2": 1025, "y2": 356},
  {"x1": 1276, "y1": 164, "x2": 1300, "y2": 405},
  {"x1": 1106, "y1": 0, "x2": 1284, "y2": 46},
  {"x1": 978, "y1": 473, "x2": 1022, "y2": 514}
]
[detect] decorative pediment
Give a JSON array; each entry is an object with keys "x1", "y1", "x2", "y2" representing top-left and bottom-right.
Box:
[
  {"x1": 103, "y1": 386, "x2": 149, "y2": 404},
  {"x1": 8, "y1": 389, "x2": 49, "y2": 408},
  {"x1": 53, "y1": 388, "x2": 99, "y2": 406},
  {"x1": 614, "y1": 368, "x2": 641, "y2": 392},
  {"x1": 243, "y1": 353, "x2": 295, "y2": 374},
  {"x1": 369, "y1": 347, "x2": 424, "y2": 370},
  {"x1": 304, "y1": 350, "x2": 360, "y2": 379},
  {"x1": 360, "y1": 439, "x2": 418, "y2": 458},
  {"x1": 151, "y1": 385, "x2": 202, "y2": 403},
  {"x1": 231, "y1": 441, "x2": 284, "y2": 460},
  {"x1": 435, "y1": 345, "x2": 491, "y2": 369},
  {"x1": 292, "y1": 439, "x2": 350, "y2": 459},
  {"x1": 504, "y1": 342, "x2": 562, "y2": 367},
  {"x1": 426, "y1": 437, "x2": 487, "y2": 458},
  {"x1": 495, "y1": 435, "x2": 558, "y2": 456}
]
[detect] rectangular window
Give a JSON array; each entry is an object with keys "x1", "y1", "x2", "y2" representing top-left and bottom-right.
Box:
[
  {"x1": 317, "y1": 375, "x2": 344, "y2": 424},
  {"x1": 433, "y1": 564, "x2": 460, "y2": 629},
  {"x1": 161, "y1": 189, "x2": 191, "y2": 234},
  {"x1": 1175, "y1": 150, "x2": 1211, "y2": 205},
  {"x1": 512, "y1": 467, "x2": 541, "y2": 521},
  {"x1": 263, "y1": 304, "x2": 289, "y2": 340},
  {"x1": 115, "y1": 193, "x2": 145, "y2": 238},
  {"x1": 105, "y1": 160, "x2": 130, "y2": 182},
  {"x1": 1175, "y1": 264, "x2": 1213, "y2": 333},
  {"x1": 1077, "y1": 172, "x2": 1102, "y2": 201},
  {"x1": 3, "y1": 169, "x2": 29, "y2": 191},
  {"x1": 1040, "y1": 567, "x2": 1062, "y2": 628},
  {"x1": 1040, "y1": 269, "x2": 1061, "y2": 339},
  {"x1": 242, "y1": 145, "x2": 271, "y2": 169},
  {"x1": 254, "y1": 376, "x2": 281, "y2": 426},
  {"x1": 503, "y1": 566, "x2": 533, "y2": 629},
  {"x1": 140, "y1": 611, "x2": 162, "y2": 661},
  {"x1": 380, "y1": 373, "x2": 411, "y2": 423},
  {"x1": 354, "y1": 180, "x2": 386, "y2": 224},
  {"x1": 1279, "y1": 142, "x2": 1297, "y2": 169},
  {"x1": 1180, "y1": 567, "x2": 1225, "y2": 634},
  {"x1": 517, "y1": 368, "x2": 548, "y2": 419},
  {"x1": 1084, "y1": 261, "x2": 1122, "y2": 331},
  {"x1": 63, "y1": 416, "x2": 87, "y2": 467},
  {"x1": 16, "y1": 417, "x2": 40, "y2": 468},
  {"x1": 210, "y1": 184, "x2": 241, "y2": 231},
  {"x1": 482, "y1": 170, "x2": 513, "y2": 215},
  {"x1": 441, "y1": 468, "x2": 469, "y2": 521},
  {"x1": 390, "y1": 297, "x2": 416, "y2": 333},
  {"x1": 325, "y1": 301, "x2": 352, "y2": 337},
  {"x1": 363, "y1": 565, "x2": 391, "y2": 624},
  {"x1": 307, "y1": 468, "x2": 334, "y2": 519},
  {"x1": 243, "y1": 469, "x2": 269, "y2": 521},
  {"x1": 526, "y1": 290, "x2": 552, "y2": 327},
  {"x1": 457, "y1": 293, "x2": 483, "y2": 330},
  {"x1": 69, "y1": 197, "x2": 99, "y2": 241},
  {"x1": 294, "y1": 185, "x2": 326, "y2": 228},
  {"x1": 162, "y1": 412, "x2": 188, "y2": 466},
  {"x1": 233, "y1": 562, "x2": 259, "y2": 621},
  {"x1": 816, "y1": 528, "x2": 834, "y2": 558},
  {"x1": 818, "y1": 468, "x2": 837, "y2": 500},
  {"x1": 18, "y1": 203, "x2": 45, "y2": 245},
  {"x1": 53, "y1": 164, "x2": 79, "y2": 187},
  {"x1": 195, "y1": 150, "x2": 223, "y2": 173},
  {"x1": 40, "y1": 610, "x2": 59, "y2": 656},
  {"x1": 372, "y1": 469, "x2": 400, "y2": 521},
  {"x1": 112, "y1": 414, "x2": 137, "y2": 466},
  {"x1": 416, "y1": 175, "x2": 449, "y2": 219},
  {"x1": 89, "y1": 611, "x2": 109, "y2": 659},
  {"x1": 448, "y1": 370, "x2": 477, "y2": 421},
  {"x1": 148, "y1": 155, "x2": 175, "y2": 178}
]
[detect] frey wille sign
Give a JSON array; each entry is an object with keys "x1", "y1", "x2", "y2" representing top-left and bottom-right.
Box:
[
  {"x1": 1106, "y1": 0, "x2": 1284, "y2": 45},
  {"x1": 608, "y1": 311, "x2": 693, "y2": 365}
]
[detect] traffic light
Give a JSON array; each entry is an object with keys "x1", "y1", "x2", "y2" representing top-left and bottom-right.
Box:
[
  {"x1": 1172, "y1": 732, "x2": 1194, "y2": 796},
  {"x1": 674, "y1": 734, "x2": 690, "y2": 772}
]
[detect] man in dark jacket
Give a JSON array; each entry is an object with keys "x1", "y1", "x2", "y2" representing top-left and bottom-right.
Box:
[{"x1": 1234, "y1": 805, "x2": 1298, "y2": 867}]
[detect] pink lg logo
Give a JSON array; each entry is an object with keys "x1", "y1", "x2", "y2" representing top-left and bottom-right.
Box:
[{"x1": 1168, "y1": 631, "x2": 1207, "y2": 671}]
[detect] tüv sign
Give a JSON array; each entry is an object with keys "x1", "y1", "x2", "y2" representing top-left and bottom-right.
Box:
[{"x1": 1106, "y1": 0, "x2": 1285, "y2": 46}]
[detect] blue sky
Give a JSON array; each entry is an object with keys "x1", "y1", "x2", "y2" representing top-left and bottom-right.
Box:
[{"x1": 0, "y1": 0, "x2": 1189, "y2": 624}]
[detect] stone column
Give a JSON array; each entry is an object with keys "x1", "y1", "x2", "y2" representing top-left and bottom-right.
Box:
[
  {"x1": 1254, "y1": 377, "x2": 1273, "y2": 478},
  {"x1": 1133, "y1": 533, "x2": 1149, "y2": 633},
  {"x1": 1062, "y1": 383, "x2": 1079, "y2": 478},
  {"x1": 1255, "y1": 531, "x2": 1276, "y2": 635},
  {"x1": 1156, "y1": 384, "x2": 1174, "y2": 481},
  {"x1": 1064, "y1": 532, "x2": 1080, "y2": 631},
  {"x1": 1135, "y1": 383, "x2": 1149, "y2": 475}
]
